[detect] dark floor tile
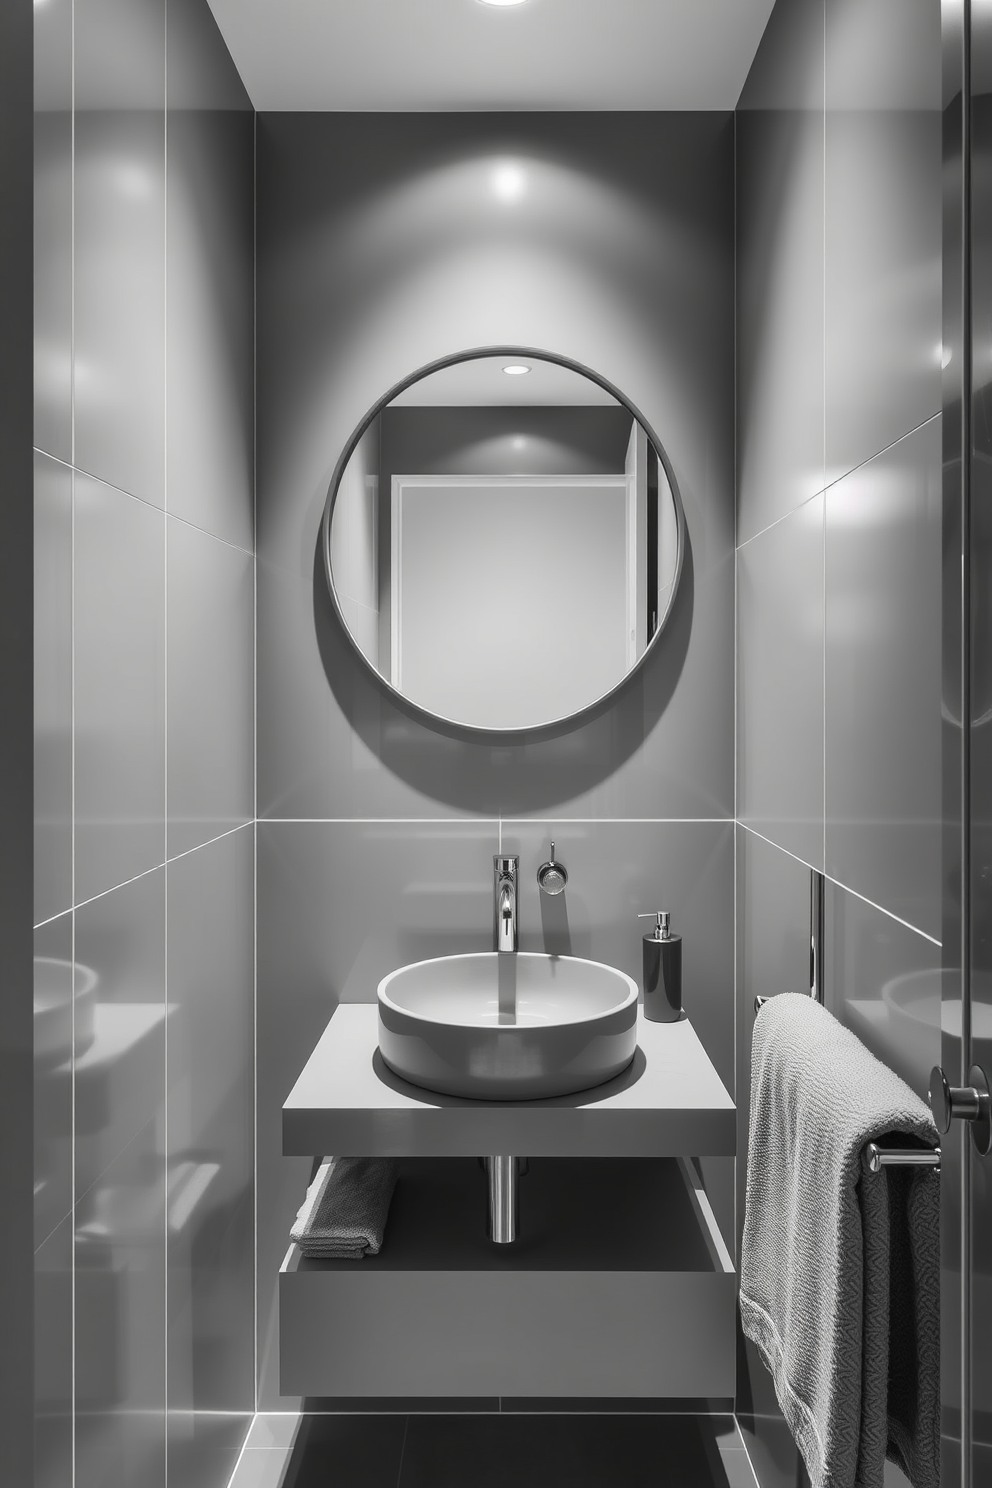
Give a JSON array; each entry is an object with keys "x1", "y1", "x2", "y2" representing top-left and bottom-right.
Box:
[
  {"x1": 283, "y1": 1415, "x2": 407, "y2": 1488},
  {"x1": 397, "y1": 1413, "x2": 721, "y2": 1488}
]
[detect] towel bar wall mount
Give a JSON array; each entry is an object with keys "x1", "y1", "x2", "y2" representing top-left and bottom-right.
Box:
[
  {"x1": 929, "y1": 1063, "x2": 992, "y2": 1157},
  {"x1": 754, "y1": 868, "x2": 825, "y2": 1017}
]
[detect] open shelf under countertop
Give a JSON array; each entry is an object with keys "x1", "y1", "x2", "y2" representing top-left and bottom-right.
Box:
[{"x1": 282, "y1": 1005, "x2": 735, "y2": 1158}]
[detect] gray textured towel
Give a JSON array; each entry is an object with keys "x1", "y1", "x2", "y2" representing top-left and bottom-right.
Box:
[
  {"x1": 740, "y1": 994, "x2": 940, "y2": 1488},
  {"x1": 291, "y1": 1156, "x2": 399, "y2": 1259}
]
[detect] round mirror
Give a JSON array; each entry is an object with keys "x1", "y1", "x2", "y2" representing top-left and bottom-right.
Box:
[{"x1": 322, "y1": 349, "x2": 684, "y2": 732}]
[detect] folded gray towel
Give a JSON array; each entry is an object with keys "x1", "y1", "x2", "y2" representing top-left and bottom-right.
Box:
[
  {"x1": 291, "y1": 1156, "x2": 399, "y2": 1260},
  {"x1": 740, "y1": 994, "x2": 940, "y2": 1488}
]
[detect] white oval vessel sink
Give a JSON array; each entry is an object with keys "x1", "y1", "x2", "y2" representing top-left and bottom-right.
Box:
[{"x1": 377, "y1": 951, "x2": 638, "y2": 1100}]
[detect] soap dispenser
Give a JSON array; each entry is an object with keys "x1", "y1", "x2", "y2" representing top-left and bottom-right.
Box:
[{"x1": 637, "y1": 912, "x2": 682, "y2": 1023}]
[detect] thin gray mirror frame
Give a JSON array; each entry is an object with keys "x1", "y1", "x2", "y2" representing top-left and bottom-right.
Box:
[{"x1": 321, "y1": 346, "x2": 687, "y2": 735}]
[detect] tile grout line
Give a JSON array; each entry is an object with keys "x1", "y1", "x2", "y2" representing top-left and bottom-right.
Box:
[
  {"x1": 252, "y1": 101, "x2": 259, "y2": 1421},
  {"x1": 735, "y1": 411, "x2": 941, "y2": 555},
  {"x1": 822, "y1": 0, "x2": 827, "y2": 886},
  {"x1": 739, "y1": 823, "x2": 942, "y2": 947},
  {"x1": 732, "y1": 100, "x2": 739, "y2": 1269},
  {"x1": 163, "y1": 0, "x2": 170, "y2": 1471},
  {"x1": 33, "y1": 447, "x2": 256, "y2": 560},
  {"x1": 69, "y1": 0, "x2": 77, "y2": 1479},
  {"x1": 256, "y1": 817, "x2": 734, "y2": 826},
  {"x1": 33, "y1": 821, "x2": 255, "y2": 930}
]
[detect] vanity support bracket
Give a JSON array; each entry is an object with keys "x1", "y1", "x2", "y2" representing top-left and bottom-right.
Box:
[{"x1": 486, "y1": 1156, "x2": 518, "y2": 1244}]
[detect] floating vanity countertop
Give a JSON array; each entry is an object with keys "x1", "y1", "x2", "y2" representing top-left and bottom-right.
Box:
[{"x1": 283, "y1": 1006, "x2": 735, "y2": 1158}]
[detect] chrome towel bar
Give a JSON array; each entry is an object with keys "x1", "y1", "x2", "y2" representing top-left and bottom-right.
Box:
[{"x1": 865, "y1": 1142, "x2": 941, "y2": 1173}]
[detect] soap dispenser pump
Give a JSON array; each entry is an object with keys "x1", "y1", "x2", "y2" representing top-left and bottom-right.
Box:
[{"x1": 637, "y1": 912, "x2": 682, "y2": 1023}]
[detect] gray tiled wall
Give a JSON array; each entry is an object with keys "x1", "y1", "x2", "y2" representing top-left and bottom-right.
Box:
[
  {"x1": 735, "y1": 3, "x2": 941, "y2": 1487},
  {"x1": 32, "y1": 1, "x2": 255, "y2": 1484},
  {"x1": 255, "y1": 111, "x2": 737, "y2": 1410}
]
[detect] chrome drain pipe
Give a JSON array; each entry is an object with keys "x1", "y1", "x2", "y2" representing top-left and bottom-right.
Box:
[{"x1": 485, "y1": 1156, "x2": 518, "y2": 1244}]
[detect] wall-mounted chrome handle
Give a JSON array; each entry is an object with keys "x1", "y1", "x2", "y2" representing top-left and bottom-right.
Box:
[
  {"x1": 536, "y1": 841, "x2": 567, "y2": 896},
  {"x1": 929, "y1": 1064, "x2": 992, "y2": 1156}
]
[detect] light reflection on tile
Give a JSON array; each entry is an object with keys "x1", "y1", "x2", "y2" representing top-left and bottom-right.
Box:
[
  {"x1": 736, "y1": 0, "x2": 825, "y2": 544},
  {"x1": 73, "y1": 0, "x2": 166, "y2": 506},
  {"x1": 35, "y1": 914, "x2": 74, "y2": 1251},
  {"x1": 167, "y1": 519, "x2": 254, "y2": 858},
  {"x1": 166, "y1": 0, "x2": 254, "y2": 552},
  {"x1": 74, "y1": 1129, "x2": 166, "y2": 1488},
  {"x1": 824, "y1": 0, "x2": 941, "y2": 483},
  {"x1": 34, "y1": 0, "x2": 72, "y2": 461},
  {"x1": 73, "y1": 471, "x2": 165, "y2": 905},
  {"x1": 34, "y1": 452, "x2": 73, "y2": 925},
  {"x1": 35, "y1": 1216, "x2": 72, "y2": 1488},
  {"x1": 73, "y1": 869, "x2": 165, "y2": 1206},
  {"x1": 825, "y1": 422, "x2": 941, "y2": 942},
  {"x1": 738, "y1": 494, "x2": 824, "y2": 869},
  {"x1": 167, "y1": 827, "x2": 254, "y2": 1418}
]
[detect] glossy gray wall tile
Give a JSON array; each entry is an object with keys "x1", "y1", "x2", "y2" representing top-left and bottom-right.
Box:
[
  {"x1": 167, "y1": 518, "x2": 253, "y2": 858},
  {"x1": 72, "y1": 870, "x2": 167, "y2": 1488},
  {"x1": 825, "y1": 420, "x2": 941, "y2": 940},
  {"x1": 34, "y1": 914, "x2": 74, "y2": 1251},
  {"x1": 738, "y1": 495, "x2": 824, "y2": 869},
  {"x1": 736, "y1": 0, "x2": 825, "y2": 544},
  {"x1": 824, "y1": 0, "x2": 941, "y2": 486},
  {"x1": 73, "y1": 868, "x2": 166, "y2": 1205},
  {"x1": 33, "y1": 0, "x2": 72, "y2": 463},
  {"x1": 256, "y1": 113, "x2": 735, "y2": 822},
  {"x1": 74, "y1": 1127, "x2": 167, "y2": 1488},
  {"x1": 167, "y1": 825, "x2": 254, "y2": 1418},
  {"x1": 35, "y1": 1216, "x2": 72, "y2": 1488},
  {"x1": 35, "y1": 452, "x2": 73, "y2": 924},
  {"x1": 735, "y1": 3, "x2": 944, "y2": 1478},
  {"x1": 166, "y1": 0, "x2": 254, "y2": 551},
  {"x1": 73, "y1": 471, "x2": 165, "y2": 904},
  {"x1": 33, "y1": 0, "x2": 256, "y2": 1474},
  {"x1": 73, "y1": 0, "x2": 166, "y2": 507},
  {"x1": 825, "y1": 878, "x2": 940, "y2": 1103}
]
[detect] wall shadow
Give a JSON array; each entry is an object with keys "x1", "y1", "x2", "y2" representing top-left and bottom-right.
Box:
[{"x1": 312, "y1": 530, "x2": 694, "y2": 816}]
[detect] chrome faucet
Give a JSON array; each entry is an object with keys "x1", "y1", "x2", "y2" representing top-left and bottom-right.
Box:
[{"x1": 493, "y1": 856, "x2": 518, "y2": 953}]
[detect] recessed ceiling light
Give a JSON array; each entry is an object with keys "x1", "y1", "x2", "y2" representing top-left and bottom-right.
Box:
[
  {"x1": 479, "y1": 0, "x2": 529, "y2": 7},
  {"x1": 503, "y1": 364, "x2": 531, "y2": 376},
  {"x1": 491, "y1": 162, "x2": 527, "y2": 202}
]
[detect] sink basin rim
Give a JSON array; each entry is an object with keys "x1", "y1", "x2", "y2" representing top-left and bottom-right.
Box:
[{"x1": 378, "y1": 950, "x2": 638, "y2": 1029}]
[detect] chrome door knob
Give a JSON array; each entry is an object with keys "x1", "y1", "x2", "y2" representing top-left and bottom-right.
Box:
[{"x1": 929, "y1": 1064, "x2": 992, "y2": 1156}]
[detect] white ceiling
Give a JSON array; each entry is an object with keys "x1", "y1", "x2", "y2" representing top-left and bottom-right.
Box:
[
  {"x1": 391, "y1": 357, "x2": 619, "y2": 407},
  {"x1": 206, "y1": 0, "x2": 777, "y2": 113}
]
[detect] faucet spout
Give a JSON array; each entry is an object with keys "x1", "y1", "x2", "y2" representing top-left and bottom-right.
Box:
[{"x1": 493, "y1": 856, "x2": 519, "y2": 953}]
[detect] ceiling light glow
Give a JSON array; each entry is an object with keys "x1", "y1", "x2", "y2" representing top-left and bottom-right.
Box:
[
  {"x1": 491, "y1": 162, "x2": 527, "y2": 202},
  {"x1": 503, "y1": 364, "x2": 531, "y2": 376}
]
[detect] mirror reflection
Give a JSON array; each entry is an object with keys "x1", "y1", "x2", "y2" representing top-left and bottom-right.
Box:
[{"x1": 324, "y1": 353, "x2": 682, "y2": 731}]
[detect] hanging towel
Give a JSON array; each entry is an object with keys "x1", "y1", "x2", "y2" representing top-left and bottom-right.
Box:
[
  {"x1": 291, "y1": 1156, "x2": 399, "y2": 1259},
  {"x1": 740, "y1": 993, "x2": 940, "y2": 1488}
]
